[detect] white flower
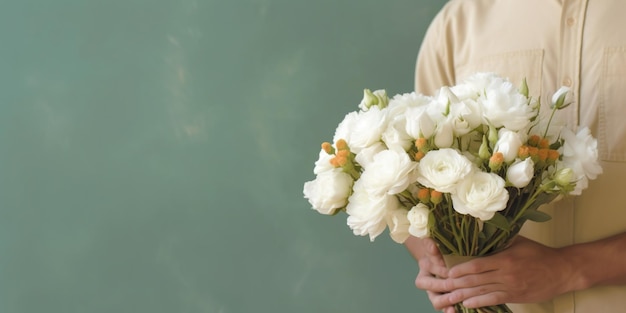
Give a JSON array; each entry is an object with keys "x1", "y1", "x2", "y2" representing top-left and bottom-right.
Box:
[
  {"x1": 382, "y1": 117, "x2": 413, "y2": 151},
  {"x1": 387, "y1": 208, "x2": 411, "y2": 243},
  {"x1": 434, "y1": 120, "x2": 454, "y2": 148},
  {"x1": 560, "y1": 126, "x2": 603, "y2": 195},
  {"x1": 358, "y1": 89, "x2": 389, "y2": 111},
  {"x1": 354, "y1": 142, "x2": 386, "y2": 169},
  {"x1": 405, "y1": 105, "x2": 436, "y2": 139},
  {"x1": 417, "y1": 148, "x2": 474, "y2": 193},
  {"x1": 451, "y1": 171, "x2": 509, "y2": 221},
  {"x1": 494, "y1": 128, "x2": 525, "y2": 163},
  {"x1": 303, "y1": 169, "x2": 354, "y2": 215},
  {"x1": 449, "y1": 100, "x2": 483, "y2": 136},
  {"x1": 480, "y1": 80, "x2": 535, "y2": 131},
  {"x1": 407, "y1": 203, "x2": 430, "y2": 238},
  {"x1": 506, "y1": 158, "x2": 535, "y2": 188},
  {"x1": 551, "y1": 86, "x2": 573, "y2": 109},
  {"x1": 333, "y1": 106, "x2": 387, "y2": 154},
  {"x1": 359, "y1": 148, "x2": 417, "y2": 196},
  {"x1": 313, "y1": 149, "x2": 334, "y2": 174},
  {"x1": 346, "y1": 180, "x2": 398, "y2": 241}
]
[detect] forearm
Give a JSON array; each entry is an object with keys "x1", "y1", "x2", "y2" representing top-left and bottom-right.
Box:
[{"x1": 561, "y1": 232, "x2": 626, "y2": 291}]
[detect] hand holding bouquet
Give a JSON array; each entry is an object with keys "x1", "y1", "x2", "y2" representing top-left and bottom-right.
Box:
[{"x1": 303, "y1": 73, "x2": 602, "y2": 312}]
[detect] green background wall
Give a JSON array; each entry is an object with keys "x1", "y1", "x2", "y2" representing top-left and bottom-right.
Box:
[{"x1": 0, "y1": 0, "x2": 448, "y2": 312}]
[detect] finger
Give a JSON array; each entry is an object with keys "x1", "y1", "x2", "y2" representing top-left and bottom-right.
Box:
[
  {"x1": 443, "y1": 283, "x2": 504, "y2": 307},
  {"x1": 461, "y1": 290, "x2": 508, "y2": 309},
  {"x1": 427, "y1": 289, "x2": 464, "y2": 310},
  {"x1": 415, "y1": 274, "x2": 452, "y2": 293},
  {"x1": 423, "y1": 257, "x2": 449, "y2": 278},
  {"x1": 448, "y1": 258, "x2": 500, "y2": 278}
]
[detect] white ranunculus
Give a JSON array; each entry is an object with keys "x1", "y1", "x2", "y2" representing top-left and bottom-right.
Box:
[
  {"x1": 494, "y1": 128, "x2": 524, "y2": 163},
  {"x1": 451, "y1": 171, "x2": 509, "y2": 221},
  {"x1": 359, "y1": 148, "x2": 417, "y2": 196},
  {"x1": 460, "y1": 72, "x2": 504, "y2": 95},
  {"x1": 405, "y1": 105, "x2": 436, "y2": 139},
  {"x1": 506, "y1": 158, "x2": 535, "y2": 188},
  {"x1": 333, "y1": 111, "x2": 358, "y2": 147},
  {"x1": 303, "y1": 169, "x2": 354, "y2": 215},
  {"x1": 354, "y1": 142, "x2": 386, "y2": 169},
  {"x1": 407, "y1": 203, "x2": 430, "y2": 238},
  {"x1": 388, "y1": 92, "x2": 432, "y2": 112},
  {"x1": 480, "y1": 80, "x2": 535, "y2": 131},
  {"x1": 417, "y1": 148, "x2": 474, "y2": 193},
  {"x1": 382, "y1": 116, "x2": 413, "y2": 151},
  {"x1": 346, "y1": 180, "x2": 398, "y2": 241},
  {"x1": 387, "y1": 208, "x2": 411, "y2": 243},
  {"x1": 560, "y1": 126, "x2": 603, "y2": 195},
  {"x1": 333, "y1": 106, "x2": 387, "y2": 154},
  {"x1": 449, "y1": 100, "x2": 483, "y2": 136}
]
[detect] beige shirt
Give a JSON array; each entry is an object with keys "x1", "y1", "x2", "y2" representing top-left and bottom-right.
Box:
[{"x1": 415, "y1": 0, "x2": 626, "y2": 312}]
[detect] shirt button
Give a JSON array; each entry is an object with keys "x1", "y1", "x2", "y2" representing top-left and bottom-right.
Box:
[
  {"x1": 563, "y1": 77, "x2": 572, "y2": 87},
  {"x1": 567, "y1": 17, "x2": 576, "y2": 26}
]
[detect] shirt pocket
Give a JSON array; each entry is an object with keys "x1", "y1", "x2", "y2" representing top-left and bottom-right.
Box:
[
  {"x1": 599, "y1": 47, "x2": 626, "y2": 162},
  {"x1": 456, "y1": 49, "x2": 544, "y2": 98}
]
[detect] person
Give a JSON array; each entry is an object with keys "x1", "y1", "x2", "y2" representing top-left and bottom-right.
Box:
[{"x1": 404, "y1": 0, "x2": 626, "y2": 312}]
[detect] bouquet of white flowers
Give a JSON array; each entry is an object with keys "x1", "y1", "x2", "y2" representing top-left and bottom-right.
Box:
[{"x1": 303, "y1": 73, "x2": 602, "y2": 313}]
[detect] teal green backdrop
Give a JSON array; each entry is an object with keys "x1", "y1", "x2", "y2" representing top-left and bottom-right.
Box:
[{"x1": 0, "y1": 1, "x2": 447, "y2": 312}]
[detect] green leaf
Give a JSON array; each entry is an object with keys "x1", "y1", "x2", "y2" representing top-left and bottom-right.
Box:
[
  {"x1": 522, "y1": 209, "x2": 552, "y2": 222},
  {"x1": 485, "y1": 212, "x2": 510, "y2": 231}
]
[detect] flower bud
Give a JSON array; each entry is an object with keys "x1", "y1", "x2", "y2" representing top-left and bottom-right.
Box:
[
  {"x1": 417, "y1": 188, "x2": 431, "y2": 203},
  {"x1": 489, "y1": 152, "x2": 505, "y2": 172},
  {"x1": 554, "y1": 167, "x2": 575, "y2": 187},
  {"x1": 551, "y1": 86, "x2": 573, "y2": 109},
  {"x1": 479, "y1": 135, "x2": 491, "y2": 160},
  {"x1": 415, "y1": 137, "x2": 428, "y2": 151},
  {"x1": 528, "y1": 135, "x2": 541, "y2": 147},
  {"x1": 335, "y1": 139, "x2": 348, "y2": 151},
  {"x1": 321, "y1": 142, "x2": 334, "y2": 154},
  {"x1": 430, "y1": 190, "x2": 443, "y2": 205},
  {"x1": 518, "y1": 145, "x2": 530, "y2": 159},
  {"x1": 358, "y1": 89, "x2": 389, "y2": 111},
  {"x1": 414, "y1": 151, "x2": 425, "y2": 161},
  {"x1": 506, "y1": 158, "x2": 534, "y2": 188}
]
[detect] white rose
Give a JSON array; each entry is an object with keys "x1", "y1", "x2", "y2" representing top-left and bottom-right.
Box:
[
  {"x1": 359, "y1": 148, "x2": 417, "y2": 196},
  {"x1": 494, "y1": 128, "x2": 524, "y2": 163},
  {"x1": 480, "y1": 80, "x2": 535, "y2": 131},
  {"x1": 346, "y1": 180, "x2": 398, "y2": 241},
  {"x1": 451, "y1": 171, "x2": 509, "y2": 221},
  {"x1": 506, "y1": 158, "x2": 535, "y2": 188},
  {"x1": 387, "y1": 208, "x2": 411, "y2": 243},
  {"x1": 417, "y1": 148, "x2": 474, "y2": 193},
  {"x1": 303, "y1": 169, "x2": 354, "y2": 215},
  {"x1": 560, "y1": 127, "x2": 603, "y2": 195},
  {"x1": 407, "y1": 203, "x2": 430, "y2": 238}
]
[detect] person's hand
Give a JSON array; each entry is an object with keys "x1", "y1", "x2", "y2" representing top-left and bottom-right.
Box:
[
  {"x1": 416, "y1": 236, "x2": 578, "y2": 309},
  {"x1": 405, "y1": 237, "x2": 455, "y2": 312}
]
